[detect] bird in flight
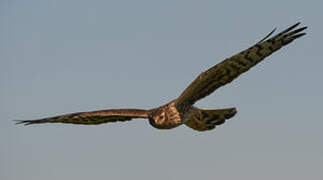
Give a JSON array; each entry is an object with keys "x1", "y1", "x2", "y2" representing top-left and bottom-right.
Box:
[{"x1": 16, "y1": 23, "x2": 307, "y2": 131}]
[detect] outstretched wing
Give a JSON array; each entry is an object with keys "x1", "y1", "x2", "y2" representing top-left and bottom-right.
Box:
[
  {"x1": 175, "y1": 23, "x2": 307, "y2": 109},
  {"x1": 16, "y1": 109, "x2": 149, "y2": 125}
]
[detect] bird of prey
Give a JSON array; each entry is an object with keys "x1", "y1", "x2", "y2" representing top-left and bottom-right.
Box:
[{"x1": 16, "y1": 23, "x2": 307, "y2": 131}]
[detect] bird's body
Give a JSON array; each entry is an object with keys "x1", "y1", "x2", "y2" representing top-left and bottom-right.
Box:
[
  {"x1": 16, "y1": 23, "x2": 307, "y2": 131},
  {"x1": 148, "y1": 101, "x2": 182, "y2": 129}
]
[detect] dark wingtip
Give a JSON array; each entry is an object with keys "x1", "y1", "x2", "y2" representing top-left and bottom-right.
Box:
[
  {"x1": 277, "y1": 22, "x2": 302, "y2": 37},
  {"x1": 14, "y1": 120, "x2": 34, "y2": 126},
  {"x1": 14, "y1": 120, "x2": 23, "y2": 124},
  {"x1": 290, "y1": 22, "x2": 301, "y2": 29},
  {"x1": 288, "y1": 26, "x2": 307, "y2": 36},
  {"x1": 257, "y1": 28, "x2": 277, "y2": 44},
  {"x1": 299, "y1": 26, "x2": 308, "y2": 31},
  {"x1": 292, "y1": 33, "x2": 306, "y2": 39}
]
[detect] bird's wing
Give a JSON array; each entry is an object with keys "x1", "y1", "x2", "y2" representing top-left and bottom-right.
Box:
[
  {"x1": 175, "y1": 23, "x2": 306, "y2": 109},
  {"x1": 15, "y1": 109, "x2": 149, "y2": 125}
]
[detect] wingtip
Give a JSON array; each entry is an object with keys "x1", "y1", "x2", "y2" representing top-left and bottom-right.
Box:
[
  {"x1": 14, "y1": 120, "x2": 32, "y2": 126},
  {"x1": 257, "y1": 27, "x2": 277, "y2": 44},
  {"x1": 290, "y1": 22, "x2": 308, "y2": 32},
  {"x1": 292, "y1": 26, "x2": 308, "y2": 34},
  {"x1": 292, "y1": 22, "x2": 301, "y2": 28},
  {"x1": 298, "y1": 26, "x2": 307, "y2": 30},
  {"x1": 14, "y1": 120, "x2": 23, "y2": 124},
  {"x1": 292, "y1": 32, "x2": 306, "y2": 39}
]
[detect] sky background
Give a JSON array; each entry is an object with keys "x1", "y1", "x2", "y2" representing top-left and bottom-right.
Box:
[{"x1": 1, "y1": 0, "x2": 323, "y2": 179}]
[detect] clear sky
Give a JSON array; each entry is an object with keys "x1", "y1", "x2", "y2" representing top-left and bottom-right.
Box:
[{"x1": 1, "y1": 0, "x2": 322, "y2": 179}]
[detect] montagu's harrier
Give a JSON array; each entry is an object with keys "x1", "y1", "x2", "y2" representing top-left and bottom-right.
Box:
[{"x1": 16, "y1": 23, "x2": 307, "y2": 131}]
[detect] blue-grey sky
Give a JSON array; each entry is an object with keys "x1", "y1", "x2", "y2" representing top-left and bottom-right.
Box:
[{"x1": 1, "y1": 0, "x2": 323, "y2": 179}]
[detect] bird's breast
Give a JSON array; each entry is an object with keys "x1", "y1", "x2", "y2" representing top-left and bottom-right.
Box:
[{"x1": 150, "y1": 102, "x2": 183, "y2": 129}]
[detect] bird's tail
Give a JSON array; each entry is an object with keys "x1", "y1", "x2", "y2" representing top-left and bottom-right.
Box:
[{"x1": 185, "y1": 107, "x2": 237, "y2": 131}]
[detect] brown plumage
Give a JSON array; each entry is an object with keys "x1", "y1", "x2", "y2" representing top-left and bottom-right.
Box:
[{"x1": 16, "y1": 23, "x2": 307, "y2": 131}]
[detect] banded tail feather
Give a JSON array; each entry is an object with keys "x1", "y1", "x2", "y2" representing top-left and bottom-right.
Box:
[{"x1": 185, "y1": 108, "x2": 237, "y2": 131}]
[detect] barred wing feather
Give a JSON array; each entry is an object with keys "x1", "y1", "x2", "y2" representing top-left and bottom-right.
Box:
[
  {"x1": 16, "y1": 109, "x2": 149, "y2": 125},
  {"x1": 175, "y1": 23, "x2": 306, "y2": 109}
]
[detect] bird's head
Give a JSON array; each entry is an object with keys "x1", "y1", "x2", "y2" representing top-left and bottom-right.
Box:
[{"x1": 148, "y1": 109, "x2": 167, "y2": 128}]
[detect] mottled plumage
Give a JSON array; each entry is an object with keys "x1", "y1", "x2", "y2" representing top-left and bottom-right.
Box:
[{"x1": 16, "y1": 23, "x2": 307, "y2": 131}]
